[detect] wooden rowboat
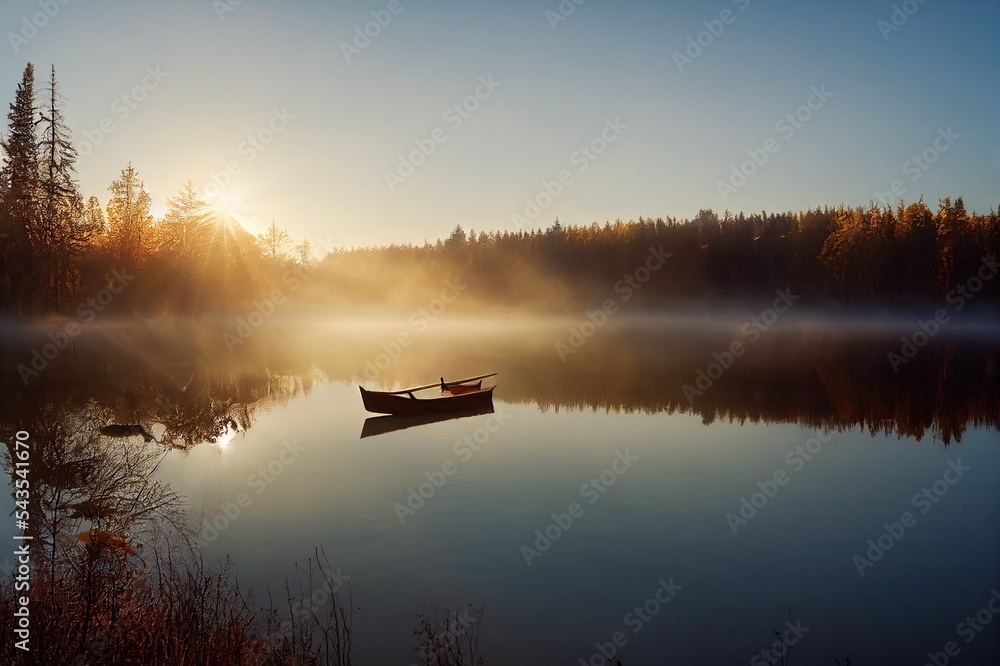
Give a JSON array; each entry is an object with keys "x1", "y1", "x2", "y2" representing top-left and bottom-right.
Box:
[
  {"x1": 359, "y1": 386, "x2": 495, "y2": 416},
  {"x1": 360, "y1": 373, "x2": 496, "y2": 416}
]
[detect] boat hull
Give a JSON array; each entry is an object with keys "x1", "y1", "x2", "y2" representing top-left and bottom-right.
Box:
[{"x1": 360, "y1": 385, "x2": 495, "y2": 416}]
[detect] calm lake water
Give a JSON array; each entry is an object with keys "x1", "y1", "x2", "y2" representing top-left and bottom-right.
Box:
[{"x1": 2, "y1": 316, "x2": 999, "y2": 664}]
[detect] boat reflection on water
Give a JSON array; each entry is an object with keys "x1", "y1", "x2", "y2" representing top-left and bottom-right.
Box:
[{"x1": 361, "y1": 405, "x2": 496, "y2": 439}]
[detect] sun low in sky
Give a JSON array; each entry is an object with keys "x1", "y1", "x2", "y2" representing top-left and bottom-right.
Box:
[
  {"x1": 207, "y1": 188, "x2": 251, "y2": 223},
  {"x1": 0, "y1": 0, "x2": 996, "y2": 248}
]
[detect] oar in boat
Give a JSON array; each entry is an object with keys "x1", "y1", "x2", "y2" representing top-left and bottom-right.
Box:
[{"x1": 380, "y1": 373, "x2": 498, "y2": 396}]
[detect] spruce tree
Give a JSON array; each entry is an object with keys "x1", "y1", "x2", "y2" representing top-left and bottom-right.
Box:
[
  {"x1": 0, "y1": 63, "x2": 40, "y2": 311},
  {"x1": 106, "y1": 163, "x2": 152, "y2": 270},
  {"x1": 38, "y1": 64, "x2": 86, "y2": 305},
  {"x1": 162, "y1": 179, "x2": 211, "y2": 256}
]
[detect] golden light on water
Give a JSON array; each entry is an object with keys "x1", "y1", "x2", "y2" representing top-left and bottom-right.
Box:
[{"x1": 215, "y1": 424, "x2": 237, "y2": 450}]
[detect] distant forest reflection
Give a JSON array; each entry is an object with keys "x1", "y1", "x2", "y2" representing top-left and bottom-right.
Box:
[{"x1": 2, "y1": 318, "x2": 996, "y2": 447}]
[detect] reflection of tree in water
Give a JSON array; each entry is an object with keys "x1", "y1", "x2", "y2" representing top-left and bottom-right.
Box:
[
  {"x1": 1, "y1": 319, "x2": 322, "y2": 452},
  {"x1": 2, "y1": 320, "x2": 997, "y2": 454},
  {"x1": 151, "y1": 369, "x2": 317, "y2": 450},
  {"x1": 0, "y1": 404, "x2": 354, "y2": 665},
  {"x1": 307, "y1": 323, "x2": 997, "y2": 445},
  {"x1": 0, "y1": 406, "x2": 182, "y2": 662}
]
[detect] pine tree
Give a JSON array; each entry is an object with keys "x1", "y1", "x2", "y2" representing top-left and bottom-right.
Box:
[
  {"x1": 37, "y1": 64, "x2": 86, "y2": 306},
  {"x1": 106, "y1": 163, "x2": 152, "y2": 270},
  {"x1": 444, "y1": 225, "x2": 467, "y2": 256},
  {"x1": 935, "y1": 197, "x2": 967, "y2": 293},
  {"x1": 295, "y1": 238, "x2": 312, "y2": 269},
  {"x1": 0, "y1": 63, "x2": 41, "y2": 311},
  {"x1": 82, "y1": 195, "x2": 106, "y2": 236},
  {"x1": 161, "y1": 179, "x2": 211, "y2": 256},
  {"x1": 258, "y1": 219, "x2": 291, "y2": 264}
]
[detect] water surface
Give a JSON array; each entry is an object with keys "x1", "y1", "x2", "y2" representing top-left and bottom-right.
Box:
[{"x1": 2, "y1": 317, "x2": 998, "y2": 663}]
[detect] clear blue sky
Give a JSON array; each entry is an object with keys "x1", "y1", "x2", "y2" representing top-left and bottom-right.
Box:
[{"x1": 1, "y1": 0, "x2": 997, "y2": 249}]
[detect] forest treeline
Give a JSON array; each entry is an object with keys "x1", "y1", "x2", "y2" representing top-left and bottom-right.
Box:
[
  {"x1": 0, "y1": 63, "x2": 310, "y2": 316},
  {"x1": 324, "y1": 198, "x2": 999, "y2": 312},
  {"x1": 1, "y1": 62, "x2": 998, "y2": 317}
]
